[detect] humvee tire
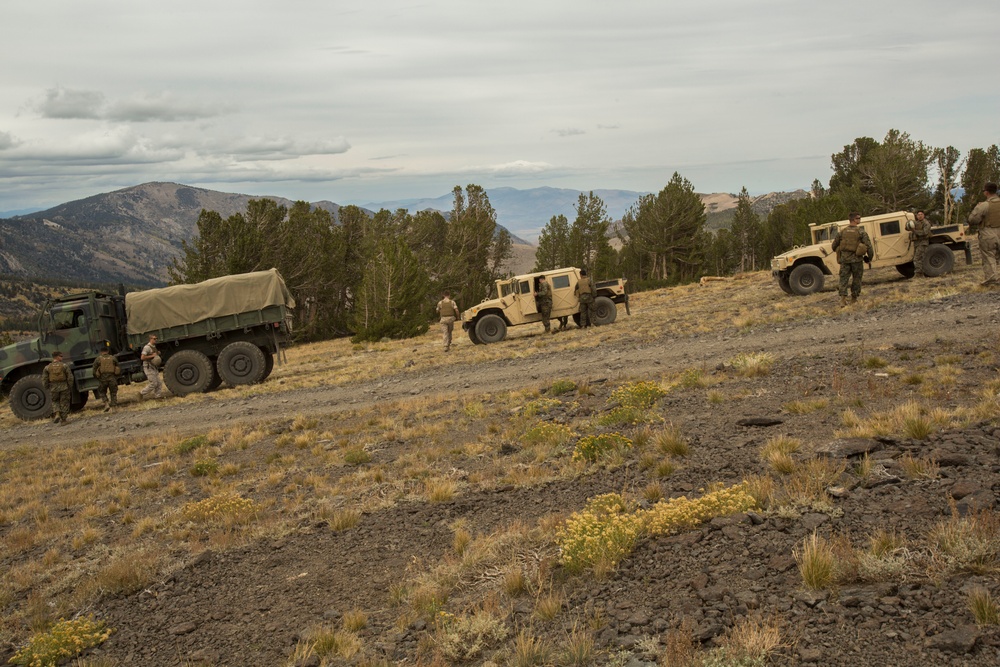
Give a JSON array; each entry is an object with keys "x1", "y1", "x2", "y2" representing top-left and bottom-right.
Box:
[
  {"x1": 9, "y1": 375, "x2": 51, "y2": 420},
  {"x1": 777, "y1": 274, "x2": 794, "y2": 294},
  {"x1": 592, "y1": 296, "x2": 617, "y2": 325},
  {"x1": 468, "y1": 327, "x2": 482, "y2": 345},
  {"x1": 474, "y1": 314, "x2": 507, "y2": 344},
  {"x1": 789, "y1": 263, "x2": 824, "y2": 296},
  {"x1": 923, "y1": 244, "x2": 955, "y2": 277},
  {"x1": 218, "y1": 341, "x2": 267, "y2": 386},
  {"x1": 164, "y1": 349, "x2": 216, "y2": 396},
  {"x1": 895, "y1": 262, "x2": 915, "y2": 279}
]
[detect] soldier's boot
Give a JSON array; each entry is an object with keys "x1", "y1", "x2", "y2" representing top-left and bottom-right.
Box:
[
  {"x1": 851, "y1": 295, "x2": 858, "y2": 304},
  {"x1": 840, "y1": 296, "x2": 848, "y2": 308},
  {"x1": 52, "y1": 414, "x2": 61, "y2": 424},
  {"x1": 543, "y1": 324, "x2": 550, "y2": 333}
]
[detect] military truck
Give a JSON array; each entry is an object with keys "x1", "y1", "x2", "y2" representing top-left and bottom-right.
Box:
[
  {"x1": 462, "y1": 267, "x2": 629, "y2": 344},
  {"x1": 770, "y1": 211, "x2": 971, "y2": 296},
  {"x1": 0, "y1": 269, "x2": 295, "y2": 420}
]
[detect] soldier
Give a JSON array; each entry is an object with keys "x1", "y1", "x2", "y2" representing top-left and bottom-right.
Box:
[
  {"x1": 910, "y1": 210, "x2": 931, "y2": 277},
  {"x1": 831, "y1": 213, "x2": 873, "y2": 306},
  {"x1": 42, "y1": 350, "x2": 71, "y2": 424},
  {"x1": 968, "y1": 182, "x2": 1000, "y2": 286},
  {"x1": 91, "y1": 341, "x2": 121, "y2": 411},
  {"x1": 535, "y1": 275, "x2": 553, "y2": 333},
  {"x1": 436, "y1": 291, "x2": 460, "y2": 352},
  {"x1": 574, "y1": 268, "x2": 596, "y2": 327},
  {"x1": 139, "y1": 334, "x2": 164, "y2": 399}
]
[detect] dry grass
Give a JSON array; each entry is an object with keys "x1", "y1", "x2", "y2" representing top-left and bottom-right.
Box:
[{"x1": 796, "y1": 532, "x2": 837, "y2": 590}]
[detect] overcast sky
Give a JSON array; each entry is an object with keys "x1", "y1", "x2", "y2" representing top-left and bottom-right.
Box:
[{"x1": 1, "y1": 0, "x2": 997, "y2": 213}]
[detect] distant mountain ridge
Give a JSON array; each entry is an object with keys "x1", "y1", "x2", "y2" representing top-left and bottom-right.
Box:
[{"x1": 0, "y1": 182, "x2": 808, "y2": 288}]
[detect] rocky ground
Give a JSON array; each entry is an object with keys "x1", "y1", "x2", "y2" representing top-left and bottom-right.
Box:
[{"x1": 2, "y1": 267, "x2": 1000, "y2": 666}]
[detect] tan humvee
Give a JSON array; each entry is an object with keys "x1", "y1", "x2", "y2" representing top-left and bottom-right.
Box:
[
  {"x1": 462, "y1": 267, "x2": 629, "y2": 344},
  {"x1": 770, "y1": 211, "x2": 971, "y2": 295}
]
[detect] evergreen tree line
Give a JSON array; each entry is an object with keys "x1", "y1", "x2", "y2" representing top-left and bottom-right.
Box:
[
  {"x1": 534, "y1": 130, "x2": 1000, "y2": 283},
  {"x1": 169, "y1": 185, "x2": 512, "y2": 342}
]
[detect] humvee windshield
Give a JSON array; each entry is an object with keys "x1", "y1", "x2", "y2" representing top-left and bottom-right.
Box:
[
  {"x1": 499, "y1": 281, "x2": 515, "y2": 298},
  {"x1": 812, "y1": 227, "x2": 834, "y2": 243}
]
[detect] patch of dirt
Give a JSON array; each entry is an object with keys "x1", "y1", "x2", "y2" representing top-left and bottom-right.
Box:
[{"x1": 3, "y1": 275, "x2": 1000, "y2": 666}]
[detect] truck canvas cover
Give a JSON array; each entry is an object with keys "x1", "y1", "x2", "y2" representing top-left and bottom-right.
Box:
[{"x1": 125, "y1": 269, "x2": 295, "y2": 334}]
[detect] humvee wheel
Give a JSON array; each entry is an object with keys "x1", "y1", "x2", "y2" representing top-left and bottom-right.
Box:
[
  {"x1": 468, "y1": 327, "x2": 482, "y2": 345},
  {"x1": 788, "y1": 263, "x2": 824, "y2": 295},
  {"x1": 923, "y1": 244, "x2": 955, "y2": 277},
  {"x1": 777, "y1": 274, "x2": 794, "y2": 294},
  {"x1": 592, "y1": 296, "x2": 617, "y2": 325},
  {"x1": 164, "y1": 349, "x2": 216, "y2": 396},
  {"x1": 9, "y1": 375, "x2": 51, "y2": 420},
  {"x1": 474, "y1": 314, "x2": 507, "y2": 344},
  {"x1": 895, "y1": 262, "x2": 916, "y2": 279},
  {"x1": 218, "y1": 341, "x2": 267, "y2": 386}
]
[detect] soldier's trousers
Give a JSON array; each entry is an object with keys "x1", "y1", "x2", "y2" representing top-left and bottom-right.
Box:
[
  {"x1": 838, "y1": 261, "x2": 864, "y2": 297},
  {"x1": 141, "y1": 364, "x2": 163, "y2": 397},
  {"x1": 49, "y1": 384, "x2": 70, "y2": 419},
  {"x1": 980, "y1": 228, "x2": 1000, "y2": 284},
  {"x1": 579, "y1": 296, "x2": 595, "y2": 327},
  {"x1": 440, "y1": 316, "x2": 456, "y2": 350},
  {"x1": 537, "y1": 299, "x2": 552, "y2": 330},
  {"x1": 912, "y1": 241, "x2": 928, "y2": 275},
  {"x1": 96, "y1": 377, "x2": 118, "y2": 406}
]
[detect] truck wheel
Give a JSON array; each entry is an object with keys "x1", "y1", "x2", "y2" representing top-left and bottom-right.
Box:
[
  {"x1": 895, "y1": 262, "x2": 915, "y2": 279},
  {"x1": 474, "y1": 314, "x2": 507, "y2": 344},
  {"x1": 164, "y1": 350, "x2": 216, "y2": 396},
  {"x1": 468, "y1": 327, "x2": 482, "y2": 345},
  {"x1": 592, "y1": 296, "x2": 617, "y2": 325},
  {"x1": 777, "y1": 274, "x2": 794, "y2": 294},
  {"x1": 218, "y1": 341, "x2": 267, "y2": 385},
  {"x1": 788, "y1": 264, "x2": 824, "y2": 296},
  {"x1": 9, "y1": 375, "x2": 51, "y2": 421},
  {"x1": 70, "y1": 393, "x2": 88, "y2": 412},
  {"x1": 923, "y1": 244, "x2": 955, "y2": 277},
  {"x1": 205, "y1": 361, "x2": 223, "y2": 391},
  {"x1": 260, "y1": 348, "x2": 275, "y2": 381}
]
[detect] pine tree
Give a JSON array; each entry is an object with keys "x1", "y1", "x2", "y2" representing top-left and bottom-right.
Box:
[
  {"x1": 351, "y1": 237, "x2": 430, "y2": 342},
  {"x1": 533, "y1": 214, "x2": 570, "y2": 271},
  {"x1": 728, "y1": 187, "x2": 763, "y2": 273}
]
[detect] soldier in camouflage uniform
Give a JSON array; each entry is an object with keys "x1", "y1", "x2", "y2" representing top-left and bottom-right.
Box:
[
  {"x1": 91, "y1": 342, "x2": 121, "y2": 411},
  {"x1": 42, "y1": 350, "x2": 71, "y2": 424},
  {"x1": 574, "y1": 268, "x2": 596, "y2": 327},
  {"x1": 968, "y1": 182, "x2": 1000, "y2": 286},
  {"x1": 535, "y1": 275, "x2": 553, "y2": 333},
  {"x1": 140, "y1": 334, "x2": 164, "y2": 399},
  {"x1": 436, "y1": 291, "x2": 460, "y2": 352},
  {"x1": 910, "y1": 210, "x2": 931, "y2": 277},
  {"x1": 831, "y1": 213, "x2": 873, "y2": 306}
]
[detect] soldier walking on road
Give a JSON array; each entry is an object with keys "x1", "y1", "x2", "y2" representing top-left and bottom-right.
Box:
[
  {"x1": 43, "y1": 350, "x2": 71, "y2": 424},
  {"x1": 574, "y1": 268, "x2": 596, "y2": 327},
  {"x1": 968, "y1": 182, "x2": 1000, "y2": 287},
  {"x1": 536, "y1": 275, "x2": 553, "y2": 333},
  {"x1": 911, "y1": 210, "x2": 931, "y2": 277},
  {"x1": 831, "y1": 213, "x2": 872, "y2": 307},
  {"x1": 92, "y1": 341, "x2": 121, "y2": 411},
  {"x1": 436, "y1": 291, "x2": 460, "y2": 352},
  {"x1": 140, "y1": 334, "x2": 164, "y2": 399}
]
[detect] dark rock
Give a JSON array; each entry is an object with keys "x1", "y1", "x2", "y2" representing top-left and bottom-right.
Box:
[
  {"x1": 930, "y1": 449, "x2": 971, "y2": 467},
  {"x1": 800, "y1": 513, "x2": 829, "y2": 531},
  {"x1": 926, "y1": 625, "x2": 980, "y2": 653},
  {"x1": 799, "y1": 647, "x2": 824, "y2": 663},
  {"x1": 693, "y1": 621, "x2": 724, "y2": 641},
  {"x1": 168, "y1": 621, "x2": 197, "y2": 635},
  {"x1": 957, "y1": 490, "x2": 996, "y2": 515},
  {"x1": 949, "y1": 480, "x2": 980, "y2": 500},
  {"x1": 736, "y1": 417, "x2": 784, "y2": 427},
  {"x1": 815, "y1": 438, "x2": 882, "y2": 458}
]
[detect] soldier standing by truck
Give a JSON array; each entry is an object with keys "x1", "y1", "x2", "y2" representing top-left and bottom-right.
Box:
[
  {"x1": 92, "y1": 342, "x2": 121, "y2": 411},
  {"x1": 535, "y1": 275, "x2": 553, "y2": 333},
  {"x1": 42, "y1": 351, "x2": 71, "y2": 424},
  {"x1": 968, "y1": 182, "x2": 1000, "y2": 286},
  {"x1": 574, "y1": 268, "x2": 596, "y2": 327},
  {"x1": 139, "y1": 334, "x2": 164, "y2": 399},
  {"x1": 436, "y1": 291, "x2": 461, "y2": 352},
  {"x1": 911, "y1": 210, "x2": 931, "y2": 277},
  {"x1": 831, "y1": 213, "x2": 873, "y2": 306}
]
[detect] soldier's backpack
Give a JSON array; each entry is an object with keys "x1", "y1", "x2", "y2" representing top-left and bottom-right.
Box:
[
  {"x1": 838, "y1": 226, "x2": 860, "y2": 254},
  {"x1": 47, "y1": 362, "x2": 68, "y2": 383}
]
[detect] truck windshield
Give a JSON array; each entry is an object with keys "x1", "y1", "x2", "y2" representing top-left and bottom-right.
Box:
[{"x1": 499, "y1": 282, "x2": 515, "y2": 297}]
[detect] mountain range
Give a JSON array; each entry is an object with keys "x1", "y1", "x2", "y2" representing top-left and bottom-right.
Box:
[{"x1": 0, "y1": 182, "x2": 808, "y2": 288}]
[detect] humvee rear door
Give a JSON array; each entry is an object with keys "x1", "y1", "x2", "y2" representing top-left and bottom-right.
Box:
[
  {"x1": 550, "y1": 273, "x2": 574, "y2": 314},
  {"x1": 871, "y1": 218, "x2": 908, "y2": 263},
  {"x1": 519, "y1": 279, "x2": 537, "y2": 315}
]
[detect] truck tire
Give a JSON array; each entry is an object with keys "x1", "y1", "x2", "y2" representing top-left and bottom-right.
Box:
[
  {"x1": 777, "y1": 274, "x2": 794, "y2": 294},
  {"x1": 205, "y1": 361, "x2": 223, "y2": 391},
  {"x1": 218, "y1": 341, "x2": 267, "y2": 386},
  {"x1": 788, "y1": 264, "x2": 824, "y2": 296},
  {"x1": 592, "y1": 296, "x2": 617, "y2": 325},
  {"x1": 923, "y1": 244, "x2": 955, "y2": 277},
  {"x1": 468, "y1": 327, "x2": 482, "y2": 345},
  {"x1": 895, "y1": 262, "x2": 915, "y2": 279},
  {"x1": 164, "y1": 350, "x2": 216, "y2": 396},
  {"x1": 70, "y1": 393, "x2": 88, "y2": 412},
  {"x1": 260, "y1": 348, "x2": 275, "y2": 381},
  {"x1": 474, "y1": 314, "x2": 507, "y2": 344},
  {"x1": 9, "y1": 375, "x2": 51, "y2": 421}
]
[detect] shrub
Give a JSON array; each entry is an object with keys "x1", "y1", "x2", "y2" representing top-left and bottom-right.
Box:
[
  {"x1": 609, "y1": 380, "x2": 667, "y2": 409},
  {"x1": 523, "y1": 398, "x2": 562, "y2": 416},
  {"x1": 572, "y1": 433, "x2": 633, "y2": 463},
  {"x1": 176, "y1": 434, "x2": 211, "y2": 455},
  {"x1": 730, "y1": 352, "x2": 775, "y2": 378},
  {"x1": 796, "y1": 532, "x2": 836, "y2": 590},
  {"x1": 343, "y1": 447, "x2": 372, "y2": 465},
  {"x1": 549, "y1": 379, "x2": 577, "y2": 396},
  {"x1": 655, "y1": 425, "x2": 689, "y2": 457},
  {"x1": 557, "y1": 494, "x2": 642, "y2": 573},
  {"x1": 433, "y1": 608, "x2": 509, "y2": 662},
  {"x1": 10, "y1": 616, "x2": 112, "y2": 666},
  {"x1": 521, "y1": 422, "x2": 575, "y2": 447},
  {"x1": 190, "y1": 459, "x2": 219, "y2": 477},
  {"x1": 643, "y1": 484, "x2": 757, "y2": 536},
  {"x1": 968, "y1": 587, "x2": 1000, "y2": 626},
  {"x1": 182, "y1": 492, "x2": 258, "y2": 526}
]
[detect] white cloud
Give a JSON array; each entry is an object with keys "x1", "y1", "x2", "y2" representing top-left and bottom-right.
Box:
[{"x1": 0, "y1": 131, "x2": 20, "y2": 150}]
